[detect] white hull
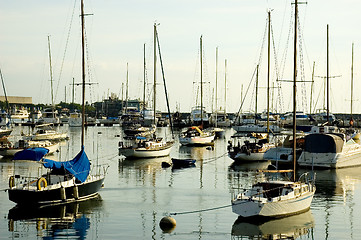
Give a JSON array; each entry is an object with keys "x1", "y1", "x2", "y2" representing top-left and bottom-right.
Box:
[
  {"x1": 119, "y1": 144, "x2": 173, "y2": 158},
  {"x1": 0, "y1": 142, "x2": 59, "y2": 156},
  {"x1": 232, "y1": 182, "x2": 315, "y2": 218},
  {"x1": 179, "y1": 135, "x2": 215, "y2": 146},
  {"x1": 30, "y1": 133, "x2": 68, "y2": 141},
  {"x1": 298, "y1": 148, "x2": 361, "y2": 168}
]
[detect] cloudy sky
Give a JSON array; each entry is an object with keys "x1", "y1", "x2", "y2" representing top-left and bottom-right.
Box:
[{"x1": 0, "y1": 0, "x2": 361, "y2": 114}]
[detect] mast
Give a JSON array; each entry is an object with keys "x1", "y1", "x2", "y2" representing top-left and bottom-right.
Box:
[
  {"x1": 80, "y1": 0, "x2": 85, "y2": 147},
  {"x1": 326, "y1": 24, "x2": 329, "y2": 126},
  {"x1": 72, "y1": 77, "x2": 75, "y2": 107},
  {"x1": 255, "y1": 65, "x2": 259, "y2": 125},
  {"x1": 224, "y1": 59, "x2": 227, "y2": 117},
  {"x1": 47, "y1": 35, "x2": 55, "y2": 120},
  {"x1": 351, "y1": 43, "x2": 354, "y2": 120},
  {"x1": 143, "y1": 43, "x2": 146, "y2": 111},
  {"x1": 267, "y1": 10, "x2": 271, "y2": 140},
  {"x1": 153, "y1": 23, "x2": 157, "y2": 126},
  {"x1": 0, "y1": 69, "x2": 10, "y2": 118},
  {"x1": 125, "y1": 63, "x2": 129, "y2": 114},
  {"x1": 215, "y1": 47, "x2": 218, "y2": 128},
  {"x1": 310, "y1": 62, "x2": 315, "y2": 114},
  {"x1": 292, "y1": 0, "x2": 298, "y2": 181},
  {"x1": 200, "y1": 35, "x2": 203, "y2": 127}
]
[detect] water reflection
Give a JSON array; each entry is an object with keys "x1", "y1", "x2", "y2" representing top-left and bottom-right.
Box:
[
  {"x1": 231, "y1": 210, "x2": 315, "y2": 239},
  {"x1": 8, "y1": 196, "x2": 103, "y2": 239}
]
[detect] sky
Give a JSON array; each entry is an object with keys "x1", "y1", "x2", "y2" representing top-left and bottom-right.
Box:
[{"x1": 1, "y1": 0, "x2": 361, "y2": 114}]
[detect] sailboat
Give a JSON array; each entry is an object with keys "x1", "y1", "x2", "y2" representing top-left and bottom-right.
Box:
[
  {"x1": 228, "y1": 13, "x2": 276, "y2": 162},
  {"x1": 7, "y1": 0, "x2": 106, "y2": 206},
  {"x1": 298, "y1": 32, "x2": 361, "y2": 169},
  {"x1": 179, "y1": 36, "x2": 215, "y2": 146},
  {"x1": 118, "y1": 23, "x2": 174, "y2": 158},
  {"x1": 231, "y1": 4, "x2": 315, "y2": 218}
]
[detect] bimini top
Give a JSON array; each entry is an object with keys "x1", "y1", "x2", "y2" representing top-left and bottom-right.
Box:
[
  {"x1": 304, "y1": 133, "x2": 344, "y2": 153},
  {"x1": 13, "y1": 146, "x2": 90, "y2": 183}
]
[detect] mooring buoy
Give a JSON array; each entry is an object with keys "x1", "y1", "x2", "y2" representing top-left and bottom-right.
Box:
[{"x1": 159, "y1": 216, "x2": 176, "y2": 232}]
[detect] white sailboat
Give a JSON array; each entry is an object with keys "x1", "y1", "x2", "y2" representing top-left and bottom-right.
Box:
[
  {"x1": 232, "y1": 5, "x2": 315, "y2": 218},
  {"x1": 179, "y1": 35, "x2": 215, "y2": 146},
  {"x1": 228, "y1": 14, "x2": 276, "y2": 162},
  {"x1": 118, "y1": 23, "x2": 174, "y2": 158}
]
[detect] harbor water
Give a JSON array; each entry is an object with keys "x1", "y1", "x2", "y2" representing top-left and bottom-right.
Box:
[{"x1": 0, "y1": 125, "x2": 361, "y2": 239}]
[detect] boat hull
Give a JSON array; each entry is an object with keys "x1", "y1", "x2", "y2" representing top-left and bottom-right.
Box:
[
  {"x1": 119, "y1": 144, "x2": 173, "y2": 158},
  {"x1": 179, "y1": 135, "x2": 215, "y2": 146},
  {"x1": 8, "y1": 176, "x2": 104, "y2": 206},
  {"x1": 232, "y1": 190, "x2": 315, "y2": 218},
  {"x1": 298, "y1": 150, "x2": 361, "y2": 168},
  {"x1": 0, "y1": 143, "x2": 59, "y2": 156}
]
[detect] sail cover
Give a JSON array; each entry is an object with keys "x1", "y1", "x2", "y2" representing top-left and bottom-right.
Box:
[
  {"x1": 13, "y1": 146, "x2": 90, "y2": 183},
  {"x1": 13, "y1": 147, "x2": 50, "y2": 162}
]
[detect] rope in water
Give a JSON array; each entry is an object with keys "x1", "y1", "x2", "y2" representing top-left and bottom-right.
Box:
[
  {"x1": 169, "y1": 204, "x2": 232, "y2": 216},
  {"x1": 202, "y1": 152, "x2": 228, "y2": 164}
]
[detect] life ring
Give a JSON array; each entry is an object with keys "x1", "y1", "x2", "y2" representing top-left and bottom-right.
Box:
[
  {"x1": 9, "y1": 176, "x2": 15, "y2": 188},
  {"x1": 37, "y1": 177, "x2": 47, "y2": 190}
]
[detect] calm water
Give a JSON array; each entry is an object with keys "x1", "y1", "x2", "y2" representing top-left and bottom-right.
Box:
[{"x1": 0, "y1": 126, "x2": 361, "y2": 239}]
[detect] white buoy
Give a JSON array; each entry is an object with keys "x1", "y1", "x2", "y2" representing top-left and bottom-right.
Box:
[{"x1": 159, "y1": 216, "x2": 176, "y2": 233}]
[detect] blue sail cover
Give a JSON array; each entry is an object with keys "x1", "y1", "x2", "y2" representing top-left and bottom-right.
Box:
[
  {"x1": 13, "y1": 147, "x2": 50, "y2": 161},
  {"x1": 13, "y1": 146, "x2": 90, "y2": 183},
  {"x1": 43, "y1": 146, "x2": 90, "y2": 183}
]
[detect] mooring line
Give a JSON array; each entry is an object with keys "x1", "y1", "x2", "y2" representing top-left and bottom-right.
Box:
[
  {"x1": 169, "y1": 204, "x2": 232, "y2": 216},
  {"x1": 202, "y1": 152, "x2": 228, "y2": 164}
]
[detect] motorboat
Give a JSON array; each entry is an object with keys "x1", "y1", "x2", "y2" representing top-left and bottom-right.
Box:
[
  {"x1": 298, "y1": 126, "x2": 361, "y2": 168},
  {"x1": 119, "y1": 136, "x2": 174, "y2": 158},
  {"x1": 179, "y1": 126, "x2": 215, "y2": 146},
  {"x1": 24, "y1": 124, "x2": 68, "y2": 141}
]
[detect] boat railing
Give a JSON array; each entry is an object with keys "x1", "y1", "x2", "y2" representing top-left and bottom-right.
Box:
[{"x1": 232, "y1": 185, "x2": 287, "y2": 202}]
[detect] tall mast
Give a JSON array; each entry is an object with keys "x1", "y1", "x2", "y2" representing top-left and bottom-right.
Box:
[
  {"x1": 153, "y1": 23, "x2": 157, "y2": 125},
  {"x1": 224, "y1": 59, "x2": 227, "y2": 117},
  {"x1": 143, "y1": 43, "x2": 146, "y2": 111},
  {"x1": 351, "y1": 43, "x2": 354, "y2": 119},
  {"x1": 47, "y1": 35, "x2": 55, "y2": 118},
  {"x1": 326, "y1": 24, "x2": 329, "y2": 126},
  {"x1": 80, "y1": 0, "x2": 85, "y2": 147},
  {"x1": 125, "y1": 63, "x2": 129, "y2": 114},
  {"x1": 215, "y1": 47, "x2": 218, "y2": 128},
  {"x1": 267, "y1": 10, "x2": 271, "y2": 140},
  {"x1": 255, "y1": 65, "x2": 259, "y2": 125},
  {"x1": 292, "y1": 0, "x2": 298, "y2": 181},
  {"x1": 200, "y1": 35, "x2": 203, "y2": 127}
]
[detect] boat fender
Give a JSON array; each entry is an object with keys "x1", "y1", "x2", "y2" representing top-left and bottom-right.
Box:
[
  {"x1": 37, "y1": 177, "x2": 47, "y2": 190},
  {"x1": 9, "y1": 176, "x2": 15, "y2": 188},
  {"x1": 241, "y1": 145, "x2": 247, "y2": 153},
  {"x1": 60, "y1": 186, "x2": 66, "y2": 200},
  {"x1": 246, "y1": 149, "x2": 251, "y2": 156},
  {"x1": 119, "y1": 142, "x2": 123, "y2": 147},
  {"x1": 73, "y1": 185, "x2": 79, "y2": 199}
]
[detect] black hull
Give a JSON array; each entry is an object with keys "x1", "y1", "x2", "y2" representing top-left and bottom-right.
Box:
[{"x1": 9, "y1": 177, "x2": 104, "y2": 206}]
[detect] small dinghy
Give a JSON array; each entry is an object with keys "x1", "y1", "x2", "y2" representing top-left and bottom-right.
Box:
[{"x1": 171, "y1": 158, "x2": 196, "y2": 168}]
